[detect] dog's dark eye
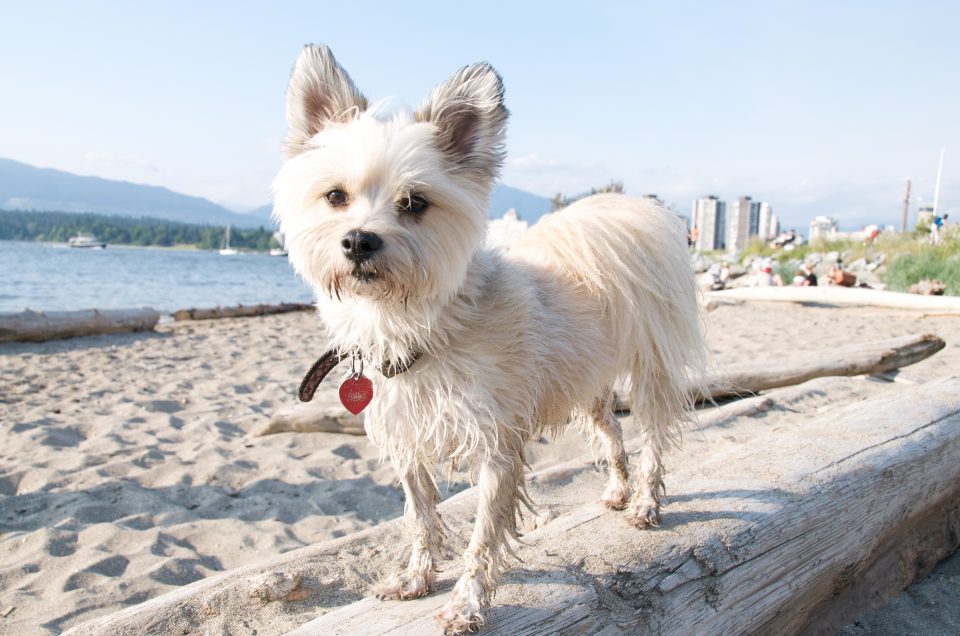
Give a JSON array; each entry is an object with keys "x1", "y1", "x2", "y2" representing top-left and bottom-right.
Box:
[
  {"x1": 398, "y1": 193, "x2": 429, "y2": 216},
  {"x1": 325, "y1": 189, "x2": 349, "y2": 208}
]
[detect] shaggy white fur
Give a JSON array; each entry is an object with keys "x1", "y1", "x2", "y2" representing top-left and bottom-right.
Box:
[{"x1": 273, "y1": 44, "x2": 706, "y2": 634}]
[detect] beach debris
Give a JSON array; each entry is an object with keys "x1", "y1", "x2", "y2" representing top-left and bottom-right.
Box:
[
  {"x1": 908, "y1": 280, "x2": 946, "y2": 296},
  {"x1": 172, "y1": 302, "x2": 313, "y2": 322},
  {"x1": 0, "y1": 606, "x2": 14, "y2": 618},
  {"x1": 256, "y1": 400, "x2": 364, "y2": 436},
  {"x1": 611, "y1": 333, "x2": 945, "y2": 409},
  {"x1": 0, "y1": 308, "x2": 160, "y2": 343},
  {"x1": 698, "y1": 332, "x2": 944, "y2": 402},
  {"x1": 249, "y1": 571, "x2": 311, "y2": 603}
]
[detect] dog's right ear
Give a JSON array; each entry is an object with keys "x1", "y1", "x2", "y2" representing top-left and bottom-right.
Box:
[{"x1": 284, "y1": 44, "x2": 368, "y2": 158}]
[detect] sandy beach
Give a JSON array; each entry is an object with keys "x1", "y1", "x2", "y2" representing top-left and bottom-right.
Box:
[{"x1": 2, "y1": 301, "x2": 959, "y2": 635}]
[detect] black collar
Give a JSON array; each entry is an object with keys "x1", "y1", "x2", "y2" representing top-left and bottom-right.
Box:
[{"x1": 298, "y1": 349, "x2": 421, "y2": 402}]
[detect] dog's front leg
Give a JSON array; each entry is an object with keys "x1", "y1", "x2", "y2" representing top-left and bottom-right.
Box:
[
  {"x1": 435, "y1": 458, "x2": 521, "y2": 635},
  {"x1": 373, "y1": 462, "x2": 443, "y2": 600}
]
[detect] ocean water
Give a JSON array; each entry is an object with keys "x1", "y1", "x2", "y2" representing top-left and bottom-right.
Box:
[{"x1": 0, "y1": 240, "x2": 314, "y2": 313}]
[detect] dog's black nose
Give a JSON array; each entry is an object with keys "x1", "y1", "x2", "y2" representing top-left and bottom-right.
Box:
[{"x1": 341, "y1": 229, "x2": 383, "y2": 263}]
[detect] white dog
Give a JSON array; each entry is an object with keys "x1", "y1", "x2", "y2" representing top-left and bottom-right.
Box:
[{"x1": 273, "y1": 44, "x2": 706, "y2": 634}]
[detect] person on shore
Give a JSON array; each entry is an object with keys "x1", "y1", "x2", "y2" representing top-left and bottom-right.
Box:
[
  {"x1": 930, "y1": 213, "x2": 948, "y2": 245},
  {"x1": 796, "y1": 262, "x2": 818, "y2": 287},
  {"x1": 930, "y1": 216, "x2": 941, "y2": 245},
  {"x1": 753, "y1": 264, "x2": 783, "y2": 287}
]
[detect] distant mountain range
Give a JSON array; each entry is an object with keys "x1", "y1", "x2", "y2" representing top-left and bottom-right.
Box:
[
  {"x1": 0, "y1": 157, "x2": 552, "y2": 227},
  {"x1": 0, "y1": 157, "x2": 268, "y2": 228}
]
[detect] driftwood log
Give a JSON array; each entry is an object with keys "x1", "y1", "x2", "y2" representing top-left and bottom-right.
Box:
[
  {"x1": 705, "y1": 286, "x2": 960, "y2": 311},
  {"x1": 611, "y1": 332, "x2": 944, "y2": 409},
  {"x1": 696, "y1": 331, "x2": 944, "y2": 402},
  {"x1": 172, "y1": 303, "x2": 313, "y2": 321},
  {"x1": 64, "y1": 376, "x2": 960, "y2": 636},
  {"x1": 0, "y1": 308, "x2": 160, "y2": 343}
]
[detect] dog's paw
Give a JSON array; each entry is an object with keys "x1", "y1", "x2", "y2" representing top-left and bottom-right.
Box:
[
  {"x1": 435, "y1": 601, "x2": 486, "y2": 635},
  {"x1": 600, "y1": 482, "x2": 631, "y2": 511},
  {"x1": 435, "y1": 577, "x2": 487, "y2": 635},
  {"x1": 625, "y1": 499, "x2": 660, "y2": 529},
  {"x1": 372, "y1": 569, "x2": 434, "y2": 600}
]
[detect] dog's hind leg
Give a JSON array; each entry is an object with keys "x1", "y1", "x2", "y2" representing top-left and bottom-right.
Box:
[
  {"x1": 373, "y1": 462, "x2": 443, "y2": 600},
  {"x1": 435, "y1": 455, "x2": 525, "y2": 635},
  {"x1": 587, "y1": 393, "x2": 632, "y2": 510},
  {"x1": 625, "y1": 362, "x2": 675, "y2": 529},
  {"x1": 626, "y1": 415, "x2": 667, "y2": 528}
]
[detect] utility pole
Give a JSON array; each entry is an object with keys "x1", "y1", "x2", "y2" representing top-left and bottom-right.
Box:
[{"x1": 901, "y1": 178, "x2": 911, "y2": 234}]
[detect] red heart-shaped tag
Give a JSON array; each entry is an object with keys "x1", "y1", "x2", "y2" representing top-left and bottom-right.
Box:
[{"x1": 339, "y1": 374, "x2": 373, "y2": 415}]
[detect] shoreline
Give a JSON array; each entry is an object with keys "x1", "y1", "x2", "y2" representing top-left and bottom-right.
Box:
[{"x1": 3, "y1": 238, "x2": 277, "y2": 255}]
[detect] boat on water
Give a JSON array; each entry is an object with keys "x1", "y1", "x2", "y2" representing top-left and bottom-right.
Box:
[
  {"x1": 219, "y1": 226, "x2": 238, "y2": 256},
  {"x1": 68, "y1": 232, "x2": 106, "y2": 249},
  {"x1": 269, "y1": 231, "x2": 287, "y2": 256}
]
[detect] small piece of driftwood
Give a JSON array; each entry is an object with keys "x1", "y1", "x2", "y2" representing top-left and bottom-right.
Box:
[
  {"x1": 256, "y1": 400, "x2": 365, "y2": 437},
  {"x1": 0, "y1": 308, "x2": 160, "y2": 343},
  {"x1": 172, "y1": 303, "x2": 313, "y2": 321}
]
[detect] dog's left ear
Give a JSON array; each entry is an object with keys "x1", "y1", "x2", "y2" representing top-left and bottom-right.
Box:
[{"x1": 416, "y1": 63, "x2": 508, "y2": 186}]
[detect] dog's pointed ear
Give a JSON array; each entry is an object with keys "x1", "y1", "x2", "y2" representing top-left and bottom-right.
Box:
[
  {"x1": 416, "y1": 63, "x2": 508, "y2": 186},
  {"x1": 284, "y1": 44, "x2": 368, "y2": 158}
]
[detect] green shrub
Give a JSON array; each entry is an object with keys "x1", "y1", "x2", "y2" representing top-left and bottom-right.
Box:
[{"x1": 885, "y1": 247, "x2": 960, "y2": 295}]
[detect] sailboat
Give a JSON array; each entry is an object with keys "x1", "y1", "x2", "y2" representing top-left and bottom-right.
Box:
[{"x1": 219, "y1": 226, "x2": 238, "y2": 255}]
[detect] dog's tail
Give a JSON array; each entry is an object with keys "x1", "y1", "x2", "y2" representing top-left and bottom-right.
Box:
[{"x1": 525, "y1": 193, "x2": 707, "y2": 439}]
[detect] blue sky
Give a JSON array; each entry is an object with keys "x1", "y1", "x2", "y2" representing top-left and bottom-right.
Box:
[{"x1": 1, "y1": 1, "x2": 957, "y2": 230}]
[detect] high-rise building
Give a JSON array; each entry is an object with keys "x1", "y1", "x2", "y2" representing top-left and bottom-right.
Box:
[
  {"x1": 748, "y1": 200, "x2": 762, "y2": 236},
  {"x1": 726, "y1": 196, "x2": 754, "y2": 254},
  {"x1": 757, "y1": 202, "x2": 778, "y2": 240},
  {"x1": 692, "y1": 196, "x2": 726, "y2": 251},
  {"x1": 809, "y1": 215, "x2": 839, "y2": 241}
]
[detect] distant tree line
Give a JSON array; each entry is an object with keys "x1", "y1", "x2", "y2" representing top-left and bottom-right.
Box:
[
  {"x1": 551, "y1": 180, "x2": 625, "y2": 211},
  {"x1": 0, "y1": 210, "x2": 280, "y2": 251}
]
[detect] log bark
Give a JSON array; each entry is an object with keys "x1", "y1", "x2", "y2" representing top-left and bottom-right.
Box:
[
  {"x1": 172, "y1": 303, "x2": 313, "y2": 321},
  {"x1": 64, "y1": 376, "x2": 960, "y2": 636},
  {"x1": 0, "y1": 308, "x2": 160, "y2": 343},
  {"x1": 705, "y1": 285, "x2": 960, "y2": 311}
]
